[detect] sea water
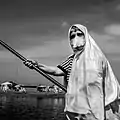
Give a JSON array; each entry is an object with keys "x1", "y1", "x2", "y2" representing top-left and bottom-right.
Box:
[{"x1": 0, "y1": 93, "x2": 66, "y2": 120}]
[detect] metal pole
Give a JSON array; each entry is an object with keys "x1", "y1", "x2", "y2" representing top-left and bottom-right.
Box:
[{"x1": 0, "y1": 40, "x2": 67, "y2": 92}]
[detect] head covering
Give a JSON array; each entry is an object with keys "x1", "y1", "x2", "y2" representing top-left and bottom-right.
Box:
[{"x1": 65, "y1": 24, "x2": 120, "y2": 120}]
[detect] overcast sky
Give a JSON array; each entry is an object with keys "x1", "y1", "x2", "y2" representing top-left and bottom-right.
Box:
[{"x1": 0, "y1": 0, "x2": 120, "y2": 86}]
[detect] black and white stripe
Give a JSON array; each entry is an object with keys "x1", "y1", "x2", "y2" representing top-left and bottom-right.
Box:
[{"x1": 57, "y1": 54, "x2": 74, "y2": 82}]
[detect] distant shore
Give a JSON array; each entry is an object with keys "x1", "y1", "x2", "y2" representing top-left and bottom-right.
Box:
[{"x1": 0, "y1": 90, "x2": 65, "y2": 98}]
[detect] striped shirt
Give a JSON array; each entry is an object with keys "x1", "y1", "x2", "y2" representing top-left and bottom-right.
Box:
[{"x1": 57, "y1": 54, "x2": 75, "y2": 87}]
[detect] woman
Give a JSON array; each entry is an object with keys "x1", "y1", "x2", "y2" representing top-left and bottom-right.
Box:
[{"x1": 24, "y1": 24, "x2": 120, "y2": 120}]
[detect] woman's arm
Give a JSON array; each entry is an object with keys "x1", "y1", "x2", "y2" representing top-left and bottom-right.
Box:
[
  {"x1": 37, "y1": 63, "x2": 65, "y2": 76},
  {"x1": 23, "y1": 59, "x2": 65, "y2": 76}
]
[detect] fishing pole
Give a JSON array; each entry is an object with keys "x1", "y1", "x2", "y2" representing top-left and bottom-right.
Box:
[{"x1": 0, "y1": 40, "x2": 67, "y2": 92}]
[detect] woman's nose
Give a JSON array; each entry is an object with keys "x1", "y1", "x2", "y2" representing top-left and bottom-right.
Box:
[{"x1": 73, "y1": 39, "x2": 78, "y2": 48}]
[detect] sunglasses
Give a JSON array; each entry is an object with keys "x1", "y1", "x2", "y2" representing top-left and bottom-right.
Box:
[
  {"x1": 69, "y1": 26, "x2": 84, "y2": 39},
  {"x1": 70, "y1": 32, "x2": 84, "y2": 40}
]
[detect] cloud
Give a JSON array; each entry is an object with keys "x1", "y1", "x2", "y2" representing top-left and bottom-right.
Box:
[
  {"x1": 109, "y1": 55, "x2": 120, "y2": 61},
  {"x1": 116, "y1": 4, "x2": 120, "y2": 10},
  {"x1": 61, "y1": 21, "x2": 69, "y2": 27},
  {"x1": 21, "y1": 38, "x2": 72, "y2": 59},
  {"x1": 89, "y1": 22, "x2": 120, "y2": 61},
  {"x1": 0, "y1": 37, "x2": 72, "y2": 62},
  {"x1": 90, "y1": 30, "x2": 120, "y2": 54},
  {"x1": 1, "y1": 29, "x2": 120, "y2": 62},
  {"x1": 104, "y1": 24, "x2": 120, "y2": 36}
]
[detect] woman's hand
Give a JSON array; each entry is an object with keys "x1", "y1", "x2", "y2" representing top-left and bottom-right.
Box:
[{"x1": 23, "y1": 59, "x2": 38, "y2": 69}]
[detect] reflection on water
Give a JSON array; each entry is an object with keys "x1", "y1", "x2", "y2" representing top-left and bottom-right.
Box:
[{"x1": 0, "y1": 93, "x2": 66, "y2": 120}]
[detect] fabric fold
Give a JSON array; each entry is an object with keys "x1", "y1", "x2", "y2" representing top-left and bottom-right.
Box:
[{"x1": 65, "y1": 24, "x2": 120, "y2": 120}]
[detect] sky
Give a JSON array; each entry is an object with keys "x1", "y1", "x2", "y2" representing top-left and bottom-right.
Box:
[{"x1": 0, "y1": 0, "x2": 120, "y2": 86}]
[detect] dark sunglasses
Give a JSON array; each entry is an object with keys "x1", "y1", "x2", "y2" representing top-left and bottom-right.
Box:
[{"x1": 70, "y1": 32, "x2": 84, "y2": 40}]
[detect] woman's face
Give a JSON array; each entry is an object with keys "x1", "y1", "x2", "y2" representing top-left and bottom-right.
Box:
[{"x1": 69, "y1": 26, "x2": 85, "y2": 53}]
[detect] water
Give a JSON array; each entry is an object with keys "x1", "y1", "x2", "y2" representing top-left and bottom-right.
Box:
[
  {"x1": 0, "y1": 93, "x2": 66, "y2": 120},
  {"x1": 1, "y1": 93, "x2": 120, "y2": 120}
]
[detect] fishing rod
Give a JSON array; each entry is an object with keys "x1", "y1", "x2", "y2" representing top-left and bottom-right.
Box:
[{"x1": 0, "y1": 40, "x2": 67, "y2": 92}]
